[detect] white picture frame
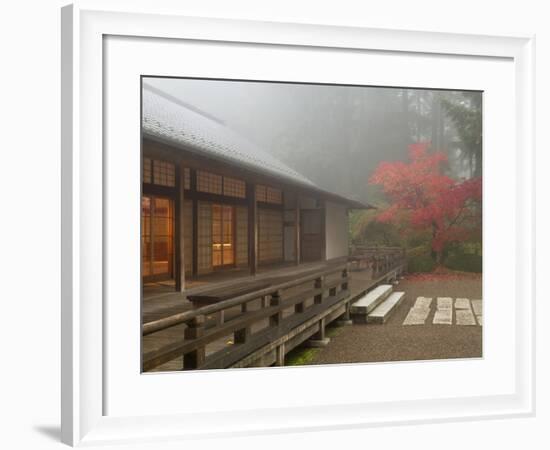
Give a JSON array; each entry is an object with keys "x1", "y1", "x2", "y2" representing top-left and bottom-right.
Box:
[{"x1": 61, "y1": 2, "x2": 535, "y2": 446}]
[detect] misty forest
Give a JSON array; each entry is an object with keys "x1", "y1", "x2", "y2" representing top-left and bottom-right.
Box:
[{"x1": 146, "y1": 78, "x2": 482, "y2": 274}]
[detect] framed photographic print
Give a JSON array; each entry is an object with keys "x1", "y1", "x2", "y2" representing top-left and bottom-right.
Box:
[{"x1": 61, "y1": 2, "x2": 535, "y2": 446}]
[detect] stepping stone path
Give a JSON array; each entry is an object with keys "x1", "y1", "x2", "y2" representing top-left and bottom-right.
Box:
[
  {"x1": 414, "y1": 297, "x2": 432, "y2": 309},
  {"x1": 471, "y1": 299, "x2": 482, "y2": 325},
  {"x1": 433, "y1": 297, "x2": 453, "y2": 325},
  {"x1": 456, "y1": 309, "x2": 476, "y2": 325},
  {"x1": 437, "y1": 297, "x2": 453, "y2": 310},
  {"x1": 455, "y1": 298, "x2": 471, "y2": 309},
  {"x1": 402, "y1": 297, "x2": 482, "y2": 326},
  {"x1": 403, "y1": 297, "x2": 432, "y2": 325}
]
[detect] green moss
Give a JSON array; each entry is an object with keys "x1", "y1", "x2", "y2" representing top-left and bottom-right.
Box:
[
  {"x1": 285, "y1": 347, "x2": 320, "y2": 366},
  {"x1": 285, "y1": 326, "x2": 344, "y2": 366}
]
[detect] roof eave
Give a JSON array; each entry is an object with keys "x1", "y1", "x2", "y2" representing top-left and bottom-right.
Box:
[{"x1": 143, "y1": 131, "x2": 374, "y2": 209}]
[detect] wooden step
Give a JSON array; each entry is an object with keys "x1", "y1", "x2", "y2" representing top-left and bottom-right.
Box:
[
  {"x1": 350, "y1": 284, "x2": 393, "y2": 322},
  {"x1": 366, "y1": 292, "x2": 405, "y2": 324}
]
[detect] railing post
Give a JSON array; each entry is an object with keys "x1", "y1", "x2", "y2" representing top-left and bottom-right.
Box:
[
  {"x1": 234, "y1": 302, "x2": 250, "y2": 344},
  {"x1": 275, "y1": 342, "x2": 285, "y2": 366},
  {"x1": 314, "y1": 276, "x2": 324, "y2": 304},
  {"x1": 317, "y1": 318, "x2": 326, "y2": 340},
  {"x1": 306, "y1": 316, "x2": 330, "y2": 347},
  {"x1": 341, "y1": 267, "x2": 349, "y2": 291},
  {"x1": 183, "y1": 315, "x2": 205, "y2": 370},
  {"x1": 336, "y1": 267, "x2": 353, "y2": 326},
  {"x1": 269, "y1": 290, "x2": 282, "y2": 327}
]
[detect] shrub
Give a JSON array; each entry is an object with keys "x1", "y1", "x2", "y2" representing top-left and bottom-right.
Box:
[
  {"x1": 407, "y1": 252, "x2": 436, "y2": 273},
  {"x1": 445, "y1": 253, "x2": 482, "y2": 273}
]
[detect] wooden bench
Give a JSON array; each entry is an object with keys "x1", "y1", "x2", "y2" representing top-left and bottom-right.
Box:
[{"x1": 187, "y1": 280, "x2": 271, "y2": 325}]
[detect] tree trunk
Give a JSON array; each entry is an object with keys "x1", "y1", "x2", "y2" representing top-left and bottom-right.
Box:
[{"x1": 430, "y1": 222, "x2": 445, "y2": 266}]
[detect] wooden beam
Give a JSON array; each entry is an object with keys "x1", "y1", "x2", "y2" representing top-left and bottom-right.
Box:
[
  {"x1": 143, "y1": 138, "x2": 368, "y2": 210},
  {"x1": 174, "y1": 163, "x2": 184, "y2": 291},
  {"x1": 247, "y1": 183, "x2": 257, "y2": 275}
]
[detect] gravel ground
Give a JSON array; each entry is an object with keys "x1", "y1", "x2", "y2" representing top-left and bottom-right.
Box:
[{"x1": 309, "y1": 274, "x2": 482, "y2": 365}]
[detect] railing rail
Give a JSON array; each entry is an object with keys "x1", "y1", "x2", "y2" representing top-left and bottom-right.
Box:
[
  {"x1": 143, "y1": 264, "x2": 348, "y2": 336},
  {"x1": 142, "y1": 264, "x2": 350, "y2": 371},
  {"x1": 348, "y1": 246, "x2": 406, "y2": 276}
]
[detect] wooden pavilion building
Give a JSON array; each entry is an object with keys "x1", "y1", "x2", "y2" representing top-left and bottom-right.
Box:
[{"x1": 141, "y1": 82, "x2": 371, "y2": 293}]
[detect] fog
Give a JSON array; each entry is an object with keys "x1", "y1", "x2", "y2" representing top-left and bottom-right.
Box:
[{"x1": 144, "y1": 77, "x2": 481, "y2": 205}]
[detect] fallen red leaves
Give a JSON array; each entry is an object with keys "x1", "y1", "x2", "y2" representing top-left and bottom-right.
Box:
[{"x1": 404, "y1": 271, "x2": 482, "y2": 282}]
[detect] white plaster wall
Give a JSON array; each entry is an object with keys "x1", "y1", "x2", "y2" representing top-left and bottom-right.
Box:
[{"x1": 325, "y1": 201, "x2": 349, "y2": 259}]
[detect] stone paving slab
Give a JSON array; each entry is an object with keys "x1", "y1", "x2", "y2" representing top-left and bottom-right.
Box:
[
  {"x1": 437, "y1": 297, "x2": 453, "y2": 310},
  {"x1": 471, "y1": 300, "x2": 482, "y2": 316},
  {"x1": 403, "y1": 307, "x2": 430, "y2": 325},
  {"x1": 433, "y1": 308, "x2": 452, "y2": 325},
  {"x1": 456, "y1": 309, "x2": 477, "y2": 325},
  {"x1": 414, "y1": 297, "x2": 433, "y2": 309},
  {"x1": 476, "y1": 315, "x2": 482, "y2": 326},
  {"x1": 455, "y1": 298, "x2": 471, "y2": 310}
]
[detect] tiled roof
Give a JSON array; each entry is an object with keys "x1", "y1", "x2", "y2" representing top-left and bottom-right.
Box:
[{"x1": 142, "y1": 83, "x2": 317, "y2": 188}]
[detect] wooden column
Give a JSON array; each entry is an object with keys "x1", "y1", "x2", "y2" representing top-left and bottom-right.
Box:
[
  {"x1": 175, "y1": 162, "x2": 185, "y2": 292},
  {"x1": 183, "y1": 315, "x2": 205, "y2": 370},
  {"x1": 306, "y1": 317, "x2": 330, "y2": 348},
  {"x1": 247, "y1": 183, "x2": 257, "y2": 275},
  {"x1": 191, "y1": 169, "x2": 198, "y2": 277},
  {"x1": 294, "y1": 197, "x2": 301, "y2": 266},
  {"x1": 275, "y1": 343, "x2": 285, "y2": 367},
  {"x1": 269, "y1": 290, "x2": 282, "y2": 327},
  {"x1": 335, "y1": 266, "x2": 353, "y2": 326},
  {"x1": 234, "y1": 302, "x2": 250, "y2": 344},
  {"x1": 314, "y1": 276, "x2": 324, "y2": 304}
]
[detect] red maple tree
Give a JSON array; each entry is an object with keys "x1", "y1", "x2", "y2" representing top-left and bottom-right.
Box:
[{"x1": 369, "y1": 142, "x2": 482, "y2": 264}]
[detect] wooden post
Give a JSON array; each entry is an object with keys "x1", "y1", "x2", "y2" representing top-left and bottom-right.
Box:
[
  {"x1": 306, "y1": 317, "x2": 330, "y2": 347},
  {"x1": 341, "y1": 267, "x2": 349, "y2": 291},
  {"x1": 234, "y1": 302, "x2": 250, "y2": 344},
  {"x1": 317, "y1": 318, "x2": 326, "y2": 340},
  {"x1": 191, "y1": 169, "x2": 198, "y2": 277},
  {"x1": 314, "y1": 276, "x2": 324, "y2": 304},
  {"x1": 183, "y1": 315, "x2": 205, "y2": 370},
  {"x1": 343, "y1": 303, "x2": 352, "y2": 321},
  {"x1": 269, "y1": 290, "x2": 282, "y2": 327},
  {"x1": 275, "y1": 342, "x2": 285, "y2": 367},
  {"x1": 175, "y1": 162, "x2": 185, "y2": 292},
  {"x1": 247, "y1": 183, "x2": 257, "y2": 276},
  {"x1": 294, "y1": 198, "x2": 300, "y2": 265},
  {"x1": 335, "y1": 267, "x2": 353, "y2": 326}
]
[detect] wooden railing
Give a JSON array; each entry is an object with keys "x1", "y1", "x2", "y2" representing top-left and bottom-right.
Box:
[
  {"x1": 142, "y1": 264, "x2": 350, "y2": 371},
  {"x1": 348, "y1": 246, "x2": 406, "y2": 277}
]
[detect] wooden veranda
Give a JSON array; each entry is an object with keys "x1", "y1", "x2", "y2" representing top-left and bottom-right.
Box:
[{"x1": 142, "y1": 248, "x2": 406, "y2": 372}]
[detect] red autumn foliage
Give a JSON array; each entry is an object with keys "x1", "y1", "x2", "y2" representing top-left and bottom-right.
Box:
[{"x1": 369, "y1": 142, "x2": 482, "y2": 262}]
